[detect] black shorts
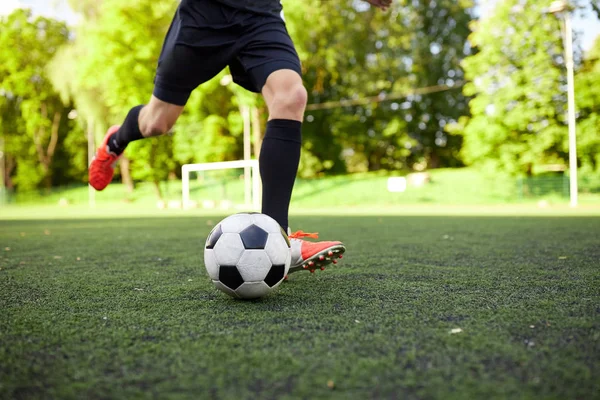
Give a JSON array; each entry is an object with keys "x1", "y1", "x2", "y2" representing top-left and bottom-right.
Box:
[{"x1": 153, "y1": 0, "x2": 302, "y2": 106}]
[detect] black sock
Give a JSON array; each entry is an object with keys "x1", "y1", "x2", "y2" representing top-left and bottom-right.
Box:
[
  {"x1": 259, "y1": 119, "x2": 302, "y2": 232},
  {"x1": 108, "y1": 105, "x2": 145, "y2": 154}
]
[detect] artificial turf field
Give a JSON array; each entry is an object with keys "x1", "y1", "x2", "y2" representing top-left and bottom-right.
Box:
[{"x1": 1, "y1": 214, "x2": 599, "y2": 399}]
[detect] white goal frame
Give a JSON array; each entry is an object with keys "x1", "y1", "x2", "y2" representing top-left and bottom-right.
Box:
[{"x1": 181, "y1": 160, "x2": 261, "y2": 210}]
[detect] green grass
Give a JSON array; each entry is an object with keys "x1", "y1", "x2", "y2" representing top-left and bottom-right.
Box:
[
  {"x1": 1, "y1": 214, "x2": 599, "y2": 399},
  {"x1": 5, "y1": 168, "x2": 600, "y2": 208}
]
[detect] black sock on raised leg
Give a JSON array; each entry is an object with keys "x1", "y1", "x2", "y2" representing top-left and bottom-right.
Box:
[
  {"x1": 108, "y1": 105, "x2": 145, "y2": 155},
  {"x1": 259, "y1": 119, "x2": 302, "y2": 232}
]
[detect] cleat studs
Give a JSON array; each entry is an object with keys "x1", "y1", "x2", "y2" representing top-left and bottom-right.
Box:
[
  {"x1": 338, "y1": 254, "x2": 343, "y2": 259},
  {"x1": 308, "y1": 261, "x2": 314, "y2": 266},
  {"x1": 303, "y1": 265, "x2": 308, "y2": 269},
  {"x1": 320, "y1": 267, "x2": 325, "y2": 271},
  {"x1": 319, "y1": 255, "x2": 325, "y2": 261},
  {"x1": 310, "y1": 269, "x2": 315, "y2": 273},
  {"x1": 328, "y1": 251, "x2": 333, "y2": 256},
  {"x1": 332, "y1": 260, "x2": 337, "y2": 264}
]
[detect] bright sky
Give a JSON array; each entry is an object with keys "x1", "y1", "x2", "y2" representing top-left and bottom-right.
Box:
[
  {"x1": 1, "y1": 0, "x2": 599, "y2": 51},
  {"x1": 0, "y1": 0, "x2": 78, "y2": 23},
  {"x1": 478, "y1": 0, "x2": 600, "y2": 51}
]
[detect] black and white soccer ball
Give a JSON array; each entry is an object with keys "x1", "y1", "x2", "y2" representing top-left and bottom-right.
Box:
[{"x1": 204, "y1": 213, "x2": 291, "y2": 299}]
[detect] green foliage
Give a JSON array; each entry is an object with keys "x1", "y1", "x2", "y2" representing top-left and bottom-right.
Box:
[
  {"x1": 50, "y1": 0, "x2": 178, "y2": 192},
  {"x1": 2, "y1": 0, "x2": 476, "y2": 194},
  {"x1": 55, "y1": 0, "x2": 259, "y2": 191},
  {"x1": 56, "y1": 121, "x2": 89, "y2": 184},
  {"x1": 454, "y1": 0, "x2": 567, "y2": 176},
  {"x1": 73, "y1": 0, "x2": 175, "y2": 114},
  {"x1": 395, "y1": 0, "x2": 473, "y2": 169},
  {"x1": 0, "y1": 9, "x2": 72, "y2": 190},
  {"x1": 286, "y1": 0, "x2": 473, "y2": 174},
  {"x1": 173, "y1": 72, "x2": 248, "y2": 167},
  {"x1": 19, "y1": 0, "x2": 600, "y2": 193},
  {"x1": 453, "y1": 0, "x2": 600, "y2": 176},
  {"x1": 128, "y1": 136, "x2": 175, "y2": 185},
  {"x1": 575, "y1": 37, "x2": 600, "y2": 175}
]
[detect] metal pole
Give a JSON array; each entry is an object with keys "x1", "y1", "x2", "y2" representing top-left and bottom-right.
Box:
[
  {"x1": 87, "y1": 118, "x2": 96, "y2": 208},
  {"x1": 0, "y1": 136, "x2": 5, "y2": 205},
  {"x1": 252, "y1": 161, "x2": 261, "y2": 211},
  {"x1": 182, "y1": 164, "x2": 190, "y2": 209},
  {"x1": 242, "y1": 105, "x2": 252, "y2": 207},
  {"x1": 563, "y1": 11, "x2": 578, "y2": 207}
]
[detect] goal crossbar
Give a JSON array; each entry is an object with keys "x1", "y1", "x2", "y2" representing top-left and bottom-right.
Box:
[{"x1": 182, "y1": 160, "x2": 260, "y2": 210}]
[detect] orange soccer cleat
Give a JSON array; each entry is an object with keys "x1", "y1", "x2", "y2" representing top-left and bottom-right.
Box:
[
  {"x1": 287, "y1": 230, "x2": 345, "y2": 275},
  {"x1": 89, "y1": 125, "x2": 121, "y2": 191}
]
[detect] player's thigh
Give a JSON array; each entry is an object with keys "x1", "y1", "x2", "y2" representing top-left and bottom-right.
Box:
[
  {"x1": 232, "y1": 19, "x2": 303, "y2": 95},
  {"x1": 154, "y1": 43, "x2": 230, "y2": 108},
  {"x1": 153, "y1": 6, "x2": 234, "y2": 107}
]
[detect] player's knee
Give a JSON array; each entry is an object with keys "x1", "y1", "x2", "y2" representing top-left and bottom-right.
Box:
[
  {"x1": 271, "y1": 84, "x2": 307, "y2": 116},
  {"x1": 286, "y1": 84, "x2": 308, "y2": 112}
]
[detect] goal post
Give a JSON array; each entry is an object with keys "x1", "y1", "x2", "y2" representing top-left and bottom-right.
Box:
[{"x1": 182, "y1": 160, "x2": 261, "y2": 211}]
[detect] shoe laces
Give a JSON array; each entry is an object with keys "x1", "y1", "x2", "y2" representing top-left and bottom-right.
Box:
[{"x1": 289, "y1": 230, "x2": 319, "y2": 240}]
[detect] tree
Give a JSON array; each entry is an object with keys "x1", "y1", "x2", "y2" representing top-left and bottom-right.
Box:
[
  {"x1": 36, "y1": 0, "x2": 477, "y2": 195},
  {"x1": 0, "y1": 9, "x2": 71, "y2": 190},
  {"x1": 54, "y1": 0, "x2": 259, "y2": 198},
  {"x1": 399, "y1": 0, "x2": 473, "y2": 169},
  {"x1": 449, "y1": 0, "x2": 597, "y2": 176},
  {"x1": 51, "y1": 0, "x2": 178, "y2": 198},
  {"x1": 0, "y1": 91, "x2": 20, "y2": 190},
  {"x1": 285, "y1": 0, "x2": 473, "y2": 174},
  {"x1": 575, "y1": 36, "x2": 600, "y2": 176}
]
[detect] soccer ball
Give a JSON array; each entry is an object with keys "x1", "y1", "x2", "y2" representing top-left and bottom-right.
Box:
[{"x1": 204, "y1": 213, "x2": 291, "y2": 299}]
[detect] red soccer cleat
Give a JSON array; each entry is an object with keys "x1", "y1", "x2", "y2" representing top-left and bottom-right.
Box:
[
  {"x1": 287, "y1": 230, "x2": 346, "y2": 274},
  {"x1": 89, "y1": 125, "x2": 121, "y2": 191}
]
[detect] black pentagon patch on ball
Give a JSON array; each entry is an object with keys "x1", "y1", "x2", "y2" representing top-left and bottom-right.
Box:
[
  {"x1": 205, "y1": 224, "x2": 223, "y2": 249},
  {"x1": 219, "y1": 265, "x2": 244, "y2": 290},
  {"x1": 239, "y1": 224, "x2": 269, "y2": 249},
  {"x1": 264, "y1": 264, "x2": 286, "y2": 287}
]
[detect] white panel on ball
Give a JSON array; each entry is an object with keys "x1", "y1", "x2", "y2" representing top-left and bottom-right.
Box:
[
  {"x1": 220, "y1": 214, "x2": 254, "y2": 233},
  {"x1": 264, "y1": 234, "x2": 292, "y2": 265},
  {"x1": 212, "y1": 233, "x2": 245, "y2": 266},
  {"x1": 251, "y1": 214, "x2": 283, "y2": 233},
  {"x1": 213, "y1": 281, "x2": 239, "y2": 298},
  {"x1": 235, "y1": 281, "x2": 272, "y2": 299},
  {"x1": 283, "y1": 251, "x2": 291, "y2": 274},
  {"x1": 203, "y1": 249, "x2": 220, "y2": 280},
  {"x1": 236, "y1": 250, "x2": 272, "y2": 282}
]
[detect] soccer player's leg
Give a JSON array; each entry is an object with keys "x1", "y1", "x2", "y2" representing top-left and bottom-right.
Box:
[
  {"x1": 89, "y1": 99, "x2": 183, "y2": 191},
  {"x1": 89, "y1": 4, "x2": 229, "y2": 191},
  {"x1": 233, "y1": 20, "x2": 345, "y2": 275},
  {"x1": 260, "y1": 71, "x2": 346, "y2": 274}
]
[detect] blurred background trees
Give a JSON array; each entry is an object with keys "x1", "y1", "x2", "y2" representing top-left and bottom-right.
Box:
[
  {"x1": 0, "y1": 0, "x2": 598, "y2": 195},
  {"x1": 0, "y1": 9, "x2": 71, "y2": 190},
  {"x1": 451, "y1": 0, "x2": 600, "y2": 178}
]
